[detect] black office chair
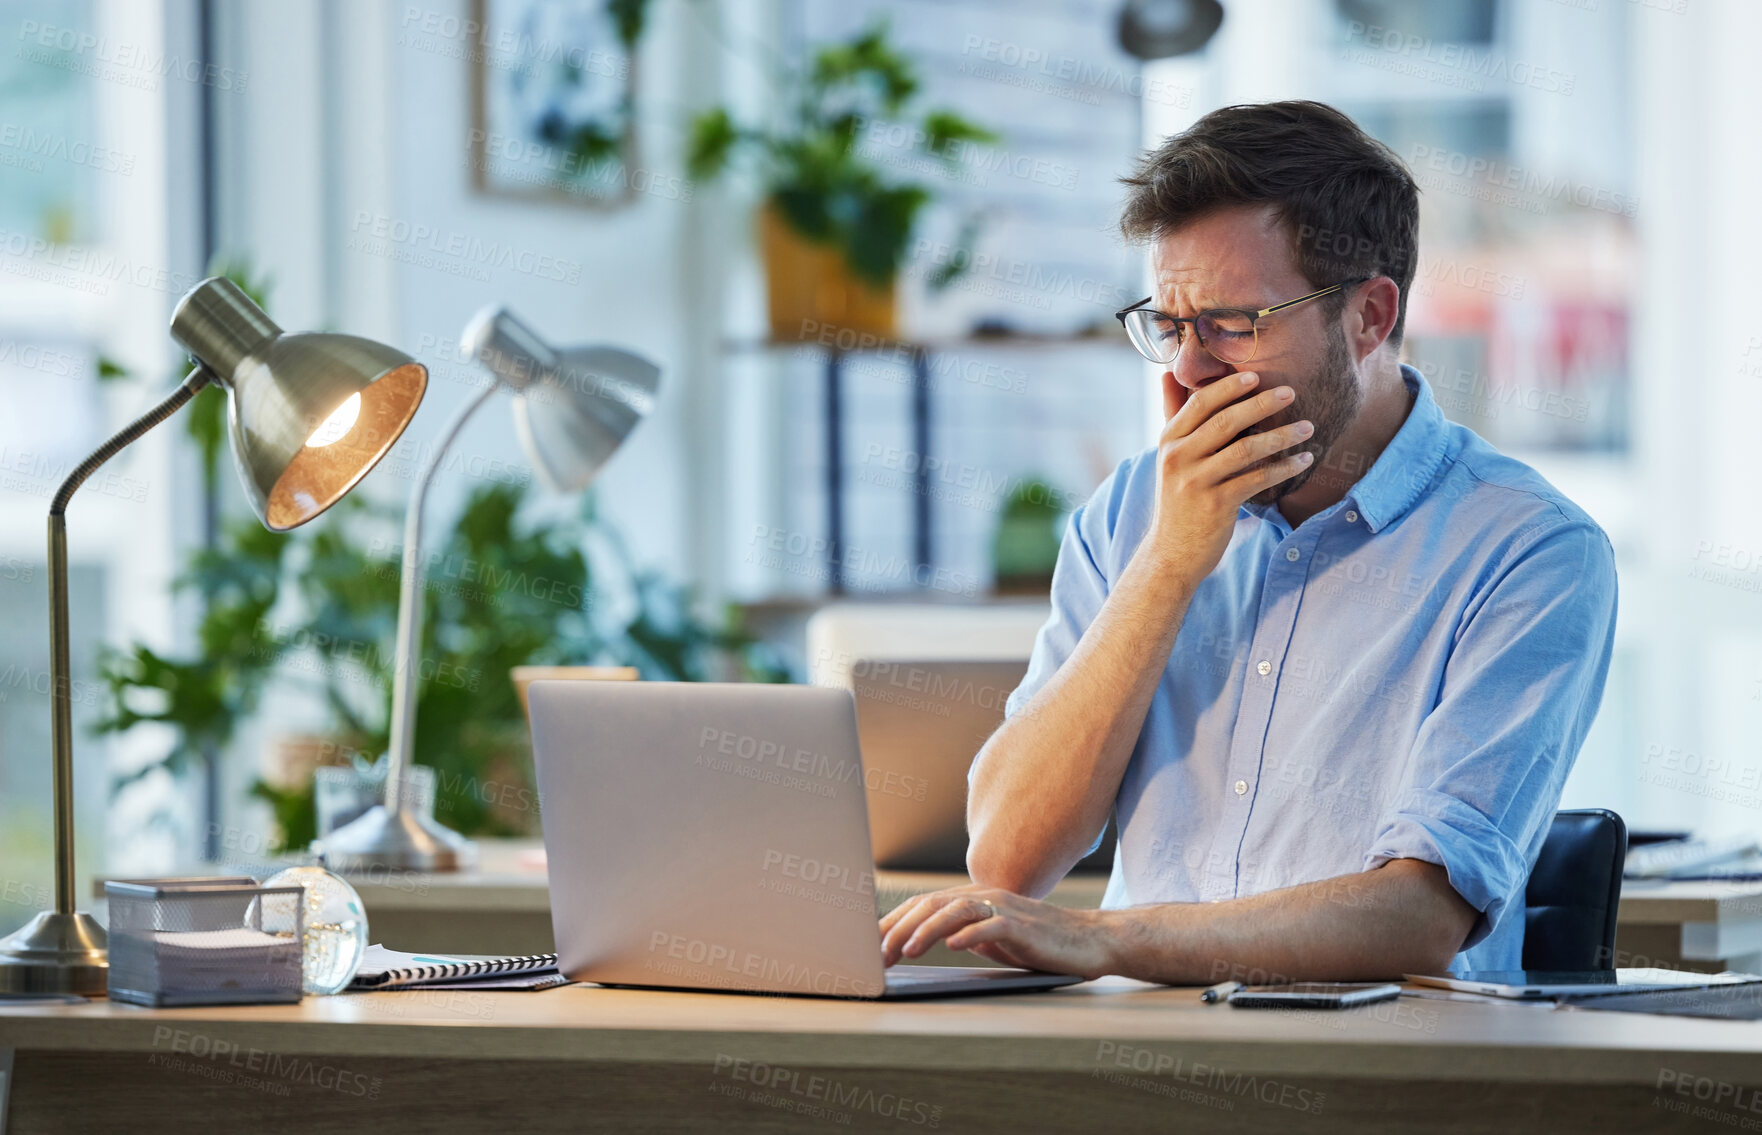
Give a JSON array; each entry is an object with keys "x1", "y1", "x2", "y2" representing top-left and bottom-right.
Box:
[{"x1": 1522, "y1": 808, "x2": 1627, "y2": 971}]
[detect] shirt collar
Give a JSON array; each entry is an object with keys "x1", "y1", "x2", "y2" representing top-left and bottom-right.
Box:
[
  {"x1": 1241, "y1": 363, "x2": 1454, "y2": 535},
  {"x1": 1349, "y1": 364, "x2": 1455, "y2": 533}
]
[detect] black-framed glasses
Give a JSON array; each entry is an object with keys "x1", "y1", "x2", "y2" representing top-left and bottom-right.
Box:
[{"x1": 1114, "y1": 280, "x2": 1366, "y2": 366}]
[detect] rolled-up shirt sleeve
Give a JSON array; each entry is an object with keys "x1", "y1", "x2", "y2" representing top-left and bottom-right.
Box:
[{"x1": 1364, "y1": 519, "x2": 1618, "y2": 951}]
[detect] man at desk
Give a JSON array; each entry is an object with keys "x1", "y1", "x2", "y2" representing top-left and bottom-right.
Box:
[{"x1": 881, "y1": 101, "x2": 1618, "y2": 984}]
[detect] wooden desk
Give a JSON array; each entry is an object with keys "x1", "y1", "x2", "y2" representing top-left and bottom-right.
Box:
[
  {"x1": 1613, "y1": 879, "x2": 1762, "y2": 974},
  {"x1": 341, "y1": 843, "x2": 1762, "y2": 976},
  {"x1": 4, "y1": 977, "x2": 1761, "y2": 1133}
]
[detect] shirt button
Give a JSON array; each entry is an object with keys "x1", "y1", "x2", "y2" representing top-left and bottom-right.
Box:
[
  {"x1": 1345, "y1": 510, "x2": 1359, "y2": 523},
  {"x1": 1285, "y1": 547, "x2": 1300, "y2": 562},
  {"x1": 1234, "y1": 780, "x2": 1249, "y2": 796},
  {"x1": 1256, "y1": 660, "x2": 1272, "y2": 676}
]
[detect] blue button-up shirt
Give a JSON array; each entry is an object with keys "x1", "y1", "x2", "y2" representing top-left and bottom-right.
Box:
[{"x1": 1006, "y1": 365, "x2": 1618, "y2": 971}]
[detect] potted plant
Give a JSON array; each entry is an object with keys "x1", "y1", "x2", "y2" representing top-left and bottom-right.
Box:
[
  {"x1": 687, "y1": 22, "x2": 995, "y2": 341},
  {"x1": 991, "y1": 477, "x2": 1069, "y2": 595}
]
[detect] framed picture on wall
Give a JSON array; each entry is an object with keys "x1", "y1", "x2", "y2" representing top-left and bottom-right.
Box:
[{"x1": 468, "y1": 0, "x2": 643, "y2": 209}]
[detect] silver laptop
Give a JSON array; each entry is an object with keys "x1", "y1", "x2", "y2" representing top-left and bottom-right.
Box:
[
  {"x1": 851, "y1": 659, "x2": 1115, "y2": 872},
  {"x1": 527, "y1": 680, "x2": 1083, "y2": 999}
]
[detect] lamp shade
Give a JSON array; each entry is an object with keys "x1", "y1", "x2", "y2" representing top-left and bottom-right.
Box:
[
  {"x1": 461, "y1": 305, "x2": 659, "y2": 493},
  {"x1": 170, "y1": 277, "x2": 428, "y2": 530}
]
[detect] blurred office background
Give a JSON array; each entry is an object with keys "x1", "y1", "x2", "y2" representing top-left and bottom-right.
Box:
[{"x1": 1, "y1": 0, "x2": 1759, "y2": 932}]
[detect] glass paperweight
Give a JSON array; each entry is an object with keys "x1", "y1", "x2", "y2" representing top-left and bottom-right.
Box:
[{"x1": 260, "y1": 866, "x2": 369, "y2": 995}]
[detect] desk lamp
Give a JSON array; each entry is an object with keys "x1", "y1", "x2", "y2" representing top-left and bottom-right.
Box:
[
  {"x1": 0, "y1": 277, "x2": 428, "y2": 995},
  {"x1": 320, "y1": 307, "x2": 659, "y2": 872}
]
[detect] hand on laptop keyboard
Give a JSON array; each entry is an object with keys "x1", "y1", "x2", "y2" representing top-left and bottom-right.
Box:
[{"x1": 879, "y1": 884, "x2": 1111, "y2": 979}]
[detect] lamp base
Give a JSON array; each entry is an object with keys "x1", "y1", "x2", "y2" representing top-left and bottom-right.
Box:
[
  {"x1": 319, "y1": 805, "x2": 478, "y2": 874},
  {"x1": 0, "y1": 910, "x2": 108, "y2": 996}
]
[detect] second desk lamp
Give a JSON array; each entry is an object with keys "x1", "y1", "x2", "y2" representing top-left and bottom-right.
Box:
[{"x1": 320, "y1": 307, "x2": 660, "y2": 872}]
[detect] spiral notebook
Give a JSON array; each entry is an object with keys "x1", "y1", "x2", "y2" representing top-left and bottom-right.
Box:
[{"x1": 349, "y1": 945, "x2": 561, "y2": 990}]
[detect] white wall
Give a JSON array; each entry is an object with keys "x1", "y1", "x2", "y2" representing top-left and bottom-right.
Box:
[
  {"x1": 222, "y1": 0, "x2": 717, "y2": 581},
  {"x1": 1591, "y1": 0, "x2": 1762, "y2": 837}
]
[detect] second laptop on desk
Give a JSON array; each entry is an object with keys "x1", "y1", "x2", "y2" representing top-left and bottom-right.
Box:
[
  {"x1": 526, "y1": 680, "x2": 1083, "y2": 1000},
  {"x1": 850, "y1": 658, "x2": 1116, "y2": 873}
]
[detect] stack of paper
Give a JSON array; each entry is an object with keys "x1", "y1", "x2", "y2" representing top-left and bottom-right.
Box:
[
  {"x1": 148, "y1": 927, "x2": 298, "y2": 992},
  {"x1": 108, "y1": 926, "x2": 303, "y2": 1005}
]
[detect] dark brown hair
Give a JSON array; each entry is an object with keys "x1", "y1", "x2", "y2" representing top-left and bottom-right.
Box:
[{"x1": 1120, "y1": 100, "x2": 1419, "y2": 344}]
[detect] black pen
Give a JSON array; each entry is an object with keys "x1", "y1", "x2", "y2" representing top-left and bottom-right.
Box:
[{"x1": 1200, "y1": 980, "x2": 1242, "y2": 1004}]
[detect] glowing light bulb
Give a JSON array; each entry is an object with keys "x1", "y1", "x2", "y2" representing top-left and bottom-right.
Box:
[{"x1": 306, "y1": 393, "x2": 362, "y2": 448}]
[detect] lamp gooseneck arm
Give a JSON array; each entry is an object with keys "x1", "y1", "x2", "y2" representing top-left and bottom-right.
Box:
[
  {"x1": 383, "y1": 380, "x2": 503, "y2": 813},
  {"x1": 47, "y1": 365, "x2": 213, "y2": 914}
]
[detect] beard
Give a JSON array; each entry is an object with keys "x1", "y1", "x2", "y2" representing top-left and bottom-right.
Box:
[{"x1": 1243, "y1": 320, "x2": 1360, "y2": 507}]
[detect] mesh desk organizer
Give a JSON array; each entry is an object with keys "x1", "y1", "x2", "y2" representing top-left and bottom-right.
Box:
[{"x1": 105, "y1": 877, "x2": 304, "y2": 1006}]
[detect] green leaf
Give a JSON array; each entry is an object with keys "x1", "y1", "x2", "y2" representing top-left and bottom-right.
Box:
[
  {"x1": 926, "y1": 211, "x2": 987, "y2": 292},
  {"x1": 249, "y1": 779, "x2": 318, "y2": 853},
  {"x1": 810, "y1": 20, "x2": 918, "y2": 112},
  {"x1": 606, "y1": 0, "x2": 650, "y2": 48},
  {"x1": 844, "y1": 184, "x2": 930, "y2": 286},
  {"x1": 562, "y1": 119, "x2": 624, "y2": 167},
  {"x1": 922, "y1": 110, "x2": 998, "y2": 157},
  {"x1": 770, "y1": 185, "x2": 836, "y2": 243},
  {"x1": 686, "y1": 107, "x2": 739, "y2": 182}
]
